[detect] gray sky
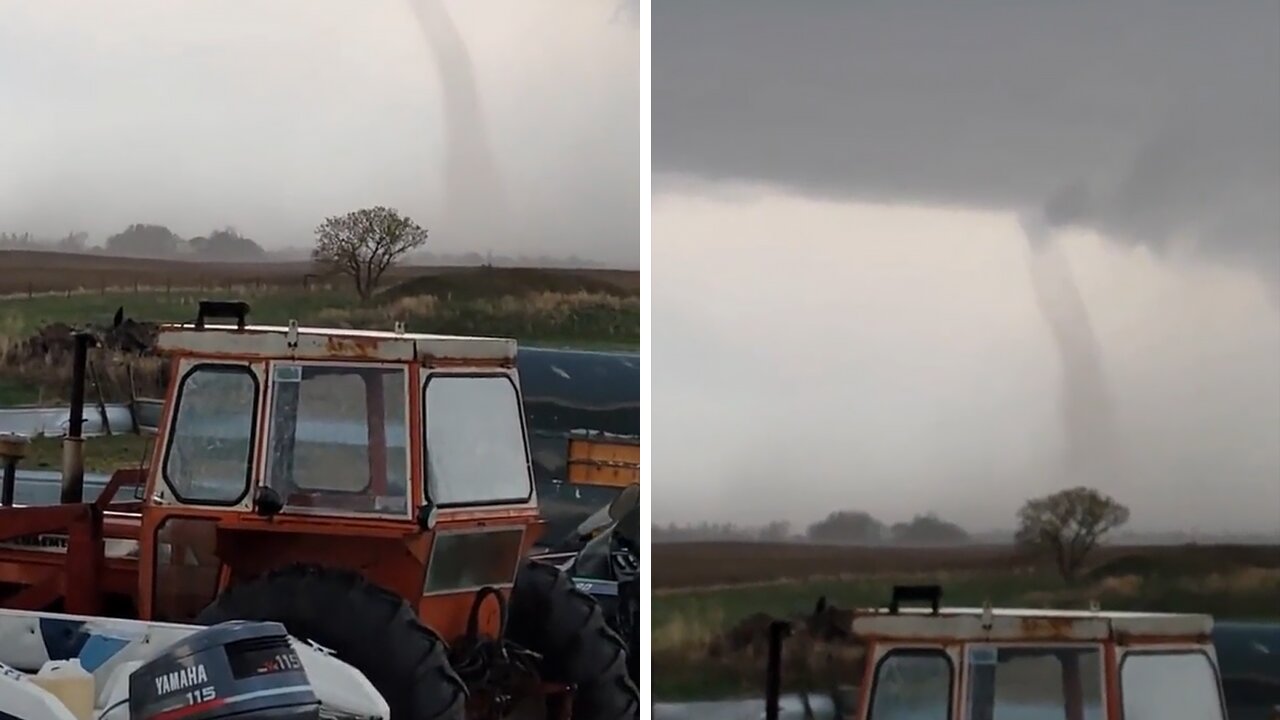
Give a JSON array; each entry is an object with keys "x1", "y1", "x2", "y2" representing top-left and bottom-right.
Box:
[
  {"x1": 655, "y1": 0, "x2": 1279, "y2": 281},
  {"x1": 653, "y1": 1, "x2": 1280, "y2": 534},
  {"x1": 0, "y1": 0, "x2": 638, "y2": 265}
]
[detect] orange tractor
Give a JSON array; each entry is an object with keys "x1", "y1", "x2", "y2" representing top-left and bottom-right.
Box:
[{"x1": 0, "y1": 301, "x2": 639, "y2": 719}]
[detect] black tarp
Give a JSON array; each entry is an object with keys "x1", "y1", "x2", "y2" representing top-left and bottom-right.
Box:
[
  {"x1": 1214, "y1": 621, "x2": 1280, "y2": 719},
  {"x1": 517, "y1": 347, "x2": 640, "y2": 545}
]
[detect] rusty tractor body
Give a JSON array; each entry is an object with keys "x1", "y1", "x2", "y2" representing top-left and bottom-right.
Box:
[{"x1": 0, "y1": 302, "x2": 638, "y2": 720}]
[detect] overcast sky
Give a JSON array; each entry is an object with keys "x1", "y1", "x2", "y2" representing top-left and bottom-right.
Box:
[
  {"x1": 653, "y1": 1, "x2": 1280, "y2": 534},
  {"x1": 0, "y1": 0, "x2": 638, "y2": 265}
]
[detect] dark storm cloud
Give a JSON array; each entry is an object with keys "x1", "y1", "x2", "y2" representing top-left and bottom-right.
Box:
[{"x1": 654, "y1": 0, "x2": 1280, "y2": 277}]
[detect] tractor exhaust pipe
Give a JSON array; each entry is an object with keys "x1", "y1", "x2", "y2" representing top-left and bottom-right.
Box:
[{"x1": 61, "y1": 331, "x2": 94, "y2": 504}]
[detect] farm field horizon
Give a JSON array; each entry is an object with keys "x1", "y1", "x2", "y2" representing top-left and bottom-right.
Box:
[{"x1": 0, "y1": 251, "x2": 639, "y2": 406}]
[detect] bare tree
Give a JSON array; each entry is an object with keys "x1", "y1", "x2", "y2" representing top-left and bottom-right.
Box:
[
  {"x1": 313, "y1": 207, "x2": 428, "y2": 300},
  {"x1": 1016, "y1": 486, "x2": 1130, "y2": 582}
]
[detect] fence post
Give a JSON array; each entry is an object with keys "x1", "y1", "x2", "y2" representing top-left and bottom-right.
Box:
[
  {"x1": 88, "y1": 357, "x2": 112, "y2": 436},
  {"x1": 765, "y1": 620, "x2": 791, "y2": 720},
  {"x1": 126, "y1": 363, "x2": 140, "y2": 434}
]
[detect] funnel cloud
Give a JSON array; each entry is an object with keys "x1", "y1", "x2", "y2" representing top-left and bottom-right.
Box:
[
  {"x1": 409, "y1": 0, "x2": 510, "y2": 251},
  {"x1": 1022, "y1": 218, "x2": 1120, "y2": 489}
]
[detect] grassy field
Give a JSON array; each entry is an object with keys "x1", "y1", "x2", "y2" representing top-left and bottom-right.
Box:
[
  {"x1": 652, "y1": 540, "x2": 1280, "y2": 700},
  {"x1": 0, "y1": 250, "x2": 639, "y2": 296},
  {"x1": 0, "y1": 254, "x2": 638, "y2": 404},
  {"x1": 19, "y1": 434, "x2": 154, "y2": 474}
]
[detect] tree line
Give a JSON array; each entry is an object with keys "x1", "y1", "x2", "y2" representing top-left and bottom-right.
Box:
[
  {"x1": 655, "y1": 486, "x2": 1134, "y2": 582},
  {"x1": 652, "y1": 511, "x2": 972, "y2": 546},
  {"x1": 0, "y1": 225, "x2": 266, "y2": 261}
]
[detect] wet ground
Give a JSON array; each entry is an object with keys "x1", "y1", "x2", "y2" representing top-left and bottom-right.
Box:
[{"x1": 654, "y1": 695, "x2": 836, "y2": 720}]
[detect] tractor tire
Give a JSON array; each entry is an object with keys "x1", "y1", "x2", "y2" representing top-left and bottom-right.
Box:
[
  {"x1": 195, "y1": 563, "x2": 465, "y2": 720},
  {"x1": 507, "y1": 560, "x2": 640, "y2": 720}
]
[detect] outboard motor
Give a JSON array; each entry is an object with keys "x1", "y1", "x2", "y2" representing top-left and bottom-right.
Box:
[{"x1": 128, "y1": 621, "x2": 319, "y2": 720}]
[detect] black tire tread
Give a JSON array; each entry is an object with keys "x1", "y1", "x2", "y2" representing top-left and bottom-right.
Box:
[
  {"x1": 507, "y1": 560, "x2": 640, "y2": 720},
  {"x1": 195, "y1": 563, "x2": 465, "y2": 720}
]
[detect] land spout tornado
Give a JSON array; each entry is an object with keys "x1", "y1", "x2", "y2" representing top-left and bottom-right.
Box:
[
  {"x1": 1021, "y1": 216, "x2": 1119, "y2": 488},
  {"x1": 409, "y1": 0, "x2": 509, "y2": 250}
]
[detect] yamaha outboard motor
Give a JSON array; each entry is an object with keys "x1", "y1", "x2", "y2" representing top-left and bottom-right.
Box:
[{"x1": 129, "y1": 621, "x2": 319, "y2": 720}]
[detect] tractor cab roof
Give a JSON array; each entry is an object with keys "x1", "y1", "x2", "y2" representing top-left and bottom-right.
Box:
[
  {"x1": 155, "y1": 322, "x2": 517, "y2": 363},
  {"x1": 845, "y1": 605, "x2": 1213, "y2": 643}
]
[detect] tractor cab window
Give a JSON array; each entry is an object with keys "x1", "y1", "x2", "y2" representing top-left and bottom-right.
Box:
[
  {"x1": 264, "y1": 364, "x2": 409, "y2": 516},
  {"x1": 424, "y1": 374, "x2": 532, "y2": 506},
  {"x1": 1121, "y1": 652, "x2": 1224, "y2": 720},
  {"x1": 966, "y1": 645, "x2": 1104, "y2": 720},
  {"x1": 869, "y1": 650, "x2": 952, "y2": 720},
  {"x1": 163, "y1": 364, "x2": 258, "y2": 505}
]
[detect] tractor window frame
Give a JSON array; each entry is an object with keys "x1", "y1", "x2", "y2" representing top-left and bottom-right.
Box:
[
  {"x1": 963, "y1": 642, "x2": 1106, "y2": 720},
  {"x1": 867, "y1": 647, "x2": 955, "y2": 720},
  {"x1": 262, "y1": 361, "x2": 413, "y2": 519},
  {"x1": 1118, "y1": 648, "x2": 1227, "y2": 720},
  {"x1": 422, "y1": 371, "x2": 535, "y2": 508},
  {"x1": 161, "y1": 362, "x2": 260, "y2": 507}
]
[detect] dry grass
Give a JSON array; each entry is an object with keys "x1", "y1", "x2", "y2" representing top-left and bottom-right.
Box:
[
  {"x1": 654, "y1": 607, "x2": 724, "y2": 652},
  {"x1": 1193, "y1": 566, "x2": 1280, "y2": 594},
  {"x1": 0, "y1": 349, "x2": 166, "y2": 404},
  {"x1": 1093, "y1": 573, "x2": 1144, "y2": 597},
  {"x1": 312, "y1": 291, "x2": 639, "y2": 346}
]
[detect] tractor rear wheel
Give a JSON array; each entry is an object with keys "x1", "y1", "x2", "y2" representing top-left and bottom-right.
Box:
[
  {"x1": 507, "y1": 560, "x2": 640, "y2": 719},
  {"x1": 195, "y1": 563, "x2": 465, "y2": 720}
]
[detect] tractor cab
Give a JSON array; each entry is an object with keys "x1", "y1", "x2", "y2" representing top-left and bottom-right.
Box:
[
  {"x1": 773, "y1": 586, "x2": 1228, "y2": 720},
  {"x1": 138, "y1": 302, "x2": 540, "y2": 629}
]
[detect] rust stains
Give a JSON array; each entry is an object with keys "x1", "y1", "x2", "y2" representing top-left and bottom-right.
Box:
[{"x1": 324, "y1": 334, "x2": 383, "y2": 358}]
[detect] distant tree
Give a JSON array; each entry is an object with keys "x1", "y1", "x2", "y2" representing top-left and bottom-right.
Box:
[
  {"x1": 56, "y1": 232, "x2": 88, "y2": 252},
  {"x1": 190, "y1": 227, "x2": 265, "y2": 260},
  {"x1": 1016, "y1": 486, "x2": 1130, "y2": 583},
  {"x1": 890, "y1": 513, "x2": 970, "y2": 546},
  {"x1": 0, "y1": 232, "x2": 34, "y2": 248},
  {"x1": 313, "y1": 207, "x2": 427, "y2": 300},
  {"x1": 806, "y1": 510, "x2": 885, "y2": 545},
  {"x1": 105, "y1": 224, "x2": 181, "y2": 257},
  {"x1": 759, "y1": 521, "x2": 792, "y2": 543}
]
